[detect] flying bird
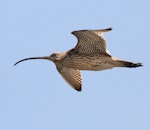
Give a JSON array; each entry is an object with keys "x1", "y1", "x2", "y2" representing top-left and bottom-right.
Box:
[{"x1": 14, "y1": 28, "x2": 142, "y2": 91}]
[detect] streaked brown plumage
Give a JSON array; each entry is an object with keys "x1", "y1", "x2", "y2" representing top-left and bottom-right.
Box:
[{"x1": 14, "y1": 28, "x2": 142, "y2": 91}]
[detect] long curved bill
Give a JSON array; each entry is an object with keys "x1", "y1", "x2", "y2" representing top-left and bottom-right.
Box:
[{"x1": 14, "y1": 56, "x2": 49, "y2": 66}]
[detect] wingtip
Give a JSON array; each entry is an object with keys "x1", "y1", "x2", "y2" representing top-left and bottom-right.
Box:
[
  {"x1": 107, "y1": 27, "x2": 113, "y2": 31},
  {"x1": 71, "y1": 27, "x2": 113, "y2": 34},
  {"x1": 71, "y1": 31, "x2": 75, "y2": 34},
  {"x1": 71, "y1": 30, "x2": 86, "y2": 34},
  {"x1": 75, "y1": 85, "x2": 82, "y2": 92},
  {"x1": 79, "y1": 87, "x2": 82, "y2": 91},
  {"x1": 76, "y1": 88, "x2": 82, "y2": 92},
  {"x1": 102, "y1": 27, "x2": 112, "y2": 32},
  {"x1": 94, "y1": 27, "x2": 112, "y2": 33}
]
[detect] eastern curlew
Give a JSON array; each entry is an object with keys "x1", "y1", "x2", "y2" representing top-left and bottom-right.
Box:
[{"x1": 14, "y1": 28, "x2": 142, "y2": 91}]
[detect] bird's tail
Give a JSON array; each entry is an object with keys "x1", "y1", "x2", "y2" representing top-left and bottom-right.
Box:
[
  {"x1": 122, "y1": 61, "x2": 142, "y2": 68},
  {"x1": 112, "y1": 57, "x2": 143, "y2": 68}
]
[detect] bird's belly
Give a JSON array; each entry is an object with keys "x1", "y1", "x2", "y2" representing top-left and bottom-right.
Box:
[
  {"x1": 75, "y1": 61, "x2": 114, "y2": 71},
  {"x1": 62, "y1": 55, "x2": 114, "y2": 71}
]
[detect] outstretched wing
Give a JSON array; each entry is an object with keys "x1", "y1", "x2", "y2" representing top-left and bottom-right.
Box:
[
  {"x1": 56, "y1": 65, "x2": 82, "y2": 91},
  {"x1": 72, "y1": 28, "x2": 112, "y2": 55}
]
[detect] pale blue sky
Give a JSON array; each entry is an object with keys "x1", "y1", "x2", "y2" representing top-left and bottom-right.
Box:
[{"x1": 1, "y1": 0, "x2": 150, "y2": 130}]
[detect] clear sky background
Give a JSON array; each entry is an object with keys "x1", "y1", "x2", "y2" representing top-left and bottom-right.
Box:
[{"x1": 1, "y1": 0, "x2": 150, "y2": 130}]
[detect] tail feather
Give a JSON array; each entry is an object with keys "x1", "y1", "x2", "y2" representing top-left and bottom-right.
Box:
[
  {"x1": 112, "y1": 57, "x2": 143, "y2": 68},
  {"x1": 123, "y1": 61, "x2": 142, "y2": 68}
]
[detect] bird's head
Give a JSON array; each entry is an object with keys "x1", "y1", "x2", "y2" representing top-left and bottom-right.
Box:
[
  {"x1": 49, "y1": 52, "x2": 65, "y2": 62},
  {"x1": 14, "y1": 52, "x2": 65, "y2": 66}
]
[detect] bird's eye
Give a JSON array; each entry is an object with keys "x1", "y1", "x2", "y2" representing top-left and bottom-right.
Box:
[{"x1": 51, "y1": 53, "x2": 56, "y2": 57}]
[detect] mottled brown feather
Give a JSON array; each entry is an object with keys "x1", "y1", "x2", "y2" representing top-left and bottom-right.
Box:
[
  {"x1": 72, "y1": 28, "x2": 112, "y2": 55},
  {"x1": 56, "y1": 65, "x2": 82, "y2": 91}
]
